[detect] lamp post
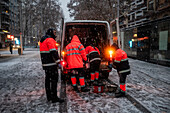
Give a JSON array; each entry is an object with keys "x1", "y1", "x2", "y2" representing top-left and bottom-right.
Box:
[
  {"x1": 117, "y1": 0, "x2": 121, "y2": 48},
  {"x1": 19, "y1": 1, "x2": 23, "y2": 55},
  {"x1": 20, "y1": 32, "x2": 23, "y2": 54}
]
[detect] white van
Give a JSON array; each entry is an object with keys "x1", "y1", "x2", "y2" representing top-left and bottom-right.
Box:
[{"x1": 60, "y1": 20, "x2": 113, "y2": 79}]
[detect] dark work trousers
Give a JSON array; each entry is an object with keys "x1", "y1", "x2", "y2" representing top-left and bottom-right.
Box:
[
  {"x1": 44, "y1": 68, "x2": 58, "y2": 100},
  {"x1": 119, "y1": 73, "x2": 127, "y2": 84},
  {"x1": 90, "y1": 60, "x2": 101, "y2": 74},
  {"x1": 118, "y1": 73, "x2": 127, "y2": 92}
]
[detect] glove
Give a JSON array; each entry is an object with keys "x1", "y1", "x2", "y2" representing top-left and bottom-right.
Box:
[
  {"x1": 83, "y1": 60, "x2": 88, "y2": 64},
  {"x1": 58, "y1": 63, "x2": 61, "y2": 69},
  {"x1": 85, "y1": 63, "x2": 90, "y2": 69},
  {"x1": 107, "y1": 64, "x2": 113, "y2": 69}
]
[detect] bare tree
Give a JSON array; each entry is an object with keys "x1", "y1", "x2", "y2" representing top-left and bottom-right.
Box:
[
  {"x1": 67, "y1": 0, "x2": 132, "y2": 22},
  {"x1": 35, "y1": 0, "x2": 63, "y2": 36},
  {"x1": 67, "y1": 0, "x2": 115, "y2": 22},
  {"x1": 22, "y1": 0, "x2": 37, "y2": 47},
  {"x1": 21, "y1": 0, "x2": 63, "y2": 47}
]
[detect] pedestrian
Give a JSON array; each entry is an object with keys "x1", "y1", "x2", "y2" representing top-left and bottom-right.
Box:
[
  {"x1": 9, "y1": 42, "x2": 13, "y2": 54},
  {"x1": 40, "y1": 28, "x2": 64, "y2": 103},
  {"x1": 65, "y1": 35, "x2": 90, "y2": 92},
  {"x1": 108, "y1": 43, "x2": 131, "y2": 97},
  {"x1": 85, "y1": 38, "x2": 101, "y2": 85}
]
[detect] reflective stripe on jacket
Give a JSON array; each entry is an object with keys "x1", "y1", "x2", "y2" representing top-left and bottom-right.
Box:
[
  {"x1": 85, "y1": 46, "x2": 101, "y2": 62},
  {"x1": 113, "y1": 49, "x2": 130, "y2": 75},
  {"x1": 66, "y1": 35, "x2": 87, "y2": 69},
  {"x1": 40, "y1": 37, "x2": 59, "y2": 70}
]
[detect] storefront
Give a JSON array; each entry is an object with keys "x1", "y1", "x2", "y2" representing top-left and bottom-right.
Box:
[{"x1": 123, "y1": 16, "x2": 170, "y2": 66}]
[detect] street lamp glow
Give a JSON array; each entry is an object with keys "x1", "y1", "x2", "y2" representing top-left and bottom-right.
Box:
[
  {"x1": 3, "y1": 30, "x2": 8, "y2": 33},
  {"x1": 133, "y1": 34, "x2": 137, "y2": 37},
  {"x1": 112, "y1": 31, "x2": 116, "y2": 34},
  {"x1": 7, "y1": 35, "x2": 11, "y2": 38},
  {"x1": 11, "y1": 35, "x2": 14, "y2": 40}
]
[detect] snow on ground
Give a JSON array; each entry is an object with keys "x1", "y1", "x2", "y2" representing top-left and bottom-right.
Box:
[
  {"x1": 109, "y1": 58, "x2": 170, "y2": 113},
  {"x1": 0, "y1": 49, "x2": 170, "y2": 113}
]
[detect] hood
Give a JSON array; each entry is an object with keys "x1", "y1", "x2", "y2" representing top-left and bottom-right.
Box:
[
  {"x1": 71, "y1": 35, "x2": 81, "y2": 43},
  {"x1": 46, "y1": 28, "x2": 56, "y2": 39},
  {"x1": 40, "y1": 35, "x2": 50, "y2": 43}
]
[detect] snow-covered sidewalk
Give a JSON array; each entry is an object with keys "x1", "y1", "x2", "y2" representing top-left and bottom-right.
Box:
[
  {"x1": 0, "y1": 50, "x2": 169, "y2": 113},
  {"x1": 109, "y1": 58, "x2": 170, "y2": 113}
]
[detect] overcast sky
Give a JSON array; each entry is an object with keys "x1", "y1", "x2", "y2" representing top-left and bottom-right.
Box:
[{"x1": 59, "y1": 0, "x2": 73, "y2": 21}]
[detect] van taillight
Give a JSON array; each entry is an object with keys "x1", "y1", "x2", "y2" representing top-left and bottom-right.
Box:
[{"x1": 61, "y1": 61, "x2": 66, "y2": 66}]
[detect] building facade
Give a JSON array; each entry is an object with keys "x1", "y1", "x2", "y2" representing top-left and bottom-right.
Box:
[
  {"x1": 9, "y1": 0, "x2": 20, "y2": 40},
  {"x1": 0, "y1": 0, "x2": 10, "y2": 48},
  {"x1": 119, "y1": 0, "x2": 170, "y2": 66},
  {"x1": 0, "y1": 0, "x2": 21, "y2": 48}
]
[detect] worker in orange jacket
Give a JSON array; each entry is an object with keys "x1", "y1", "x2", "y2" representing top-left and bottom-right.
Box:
[
  {"x1": 85, "y1": 39, "x2": 101, "y2": 85},
  {"x1": 40, "y1": 28, "x2": 64, "y2": 103},
  {"x1": 108, "y1": 43, "x2": 131, "y2": 97},
  {"x1": 65, "y1": 35, "x2": 90, "y2": 92}
]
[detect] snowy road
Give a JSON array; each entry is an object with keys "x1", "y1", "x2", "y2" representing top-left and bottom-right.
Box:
[
  {"x1": 0, "y1": 49, "x2": 170, "y2": 113},
  {"x1": 109, "y1": 59, "x2": 170, "y2": 113}
]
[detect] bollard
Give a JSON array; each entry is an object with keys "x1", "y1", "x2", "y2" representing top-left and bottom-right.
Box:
[{"x1": 18, "y1": 48, "x2": 21, "y2": 55}]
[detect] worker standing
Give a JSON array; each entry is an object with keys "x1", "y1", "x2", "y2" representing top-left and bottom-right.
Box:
[
  {"x1": 85, "y1": 38, "x2": 101, "y2": 85},
  {"x1": 108, "y1": 43, "x2": 131, "y2": 97},
  {"x1": 40, "y1": 28, "x2": 64, "y2": 103},
  {"x1": 65, "y1": 35, "x2": 90, "y2": 92}
]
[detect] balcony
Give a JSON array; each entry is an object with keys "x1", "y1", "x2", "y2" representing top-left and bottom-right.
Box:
[
  {"x1": 135, "y1": 18, "x2": 148, "y2": 24},
  {"x1": 136, "y1": 0, "x2": 144, "y2": 5},
  {"x1": 1, "y1": 1, "x2": 9, "y2": 7},
  {"x1": 1, "y1": 11, "x2": 9, "y2": 16},
  {"x1": 2, "y1": 21, "x2": 10, "y2": 25},
  {"x1": 158, "y1": 3, "x2": 170, "y2": 11}
]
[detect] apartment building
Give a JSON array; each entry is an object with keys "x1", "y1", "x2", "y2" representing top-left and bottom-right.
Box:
[
  {"x1": 0, "y1": 0, "x2": 10, "y2": 48},
  {"x1": 0, "y1": 0, "x2": 21, "y2": 48},
  {"x1": 120, "y1": 0, "x2": 170, "y2": 66},
  {"x1": 9, "y1": 0, "x2": 20, "y2": 39}
]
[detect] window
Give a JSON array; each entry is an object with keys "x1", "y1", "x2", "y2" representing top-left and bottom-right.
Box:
[
  {"x1": 148, "y1": 2, "x2": 153, "y2": 10},
  {"x1": 159, "y1": 31, "x2": 168, "y2": 50}
]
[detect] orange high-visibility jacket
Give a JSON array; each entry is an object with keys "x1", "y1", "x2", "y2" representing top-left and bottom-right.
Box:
[
  {"x1": 85, "y1": 46, "x2": 101, "y2": 62},
  {"x1": 113, "y1": 49, "x2": 130, "y2": 75},
  {"x1": 40, "y1": 36, "x2": 60, "y2": 70},
  {"x1": 65, "y1": 35, "x2": 87, "y2": 69}
]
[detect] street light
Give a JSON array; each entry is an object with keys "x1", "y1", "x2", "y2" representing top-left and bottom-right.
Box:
[{"x1": 117, "y1": 0, "x2": 121, "y2": 48}]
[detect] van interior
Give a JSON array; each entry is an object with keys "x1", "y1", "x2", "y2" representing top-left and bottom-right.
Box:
[{"x1": 63, "y1": 23, "x2": 110, "y2": 60}]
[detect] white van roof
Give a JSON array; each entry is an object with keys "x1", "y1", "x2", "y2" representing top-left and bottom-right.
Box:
[{"x1": 65, "y1": 20, "x2": 109, "y2": 24}]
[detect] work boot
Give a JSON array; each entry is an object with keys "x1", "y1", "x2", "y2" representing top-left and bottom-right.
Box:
[
  {"x1": 73, "y1": 86, "x2": 80, "y2": 93},
  {"x1": 115, "y1": 89, "x2": 126, "y2": 98},
  {"x1": 81, "y1": 87, "x2": 90, "y2": 92},
  {"x1": 89, "y1": 81, "x2": 94, "y2": 86},
  {"x1": 47, "y1": 96, "x2": 52, "y2": 102},
  {"x1": 51, "y1": 97, "x2": 64, "y2": 103},
  {"x1": 46, "y1": 91, "x2": 52, "y2": 102}
]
